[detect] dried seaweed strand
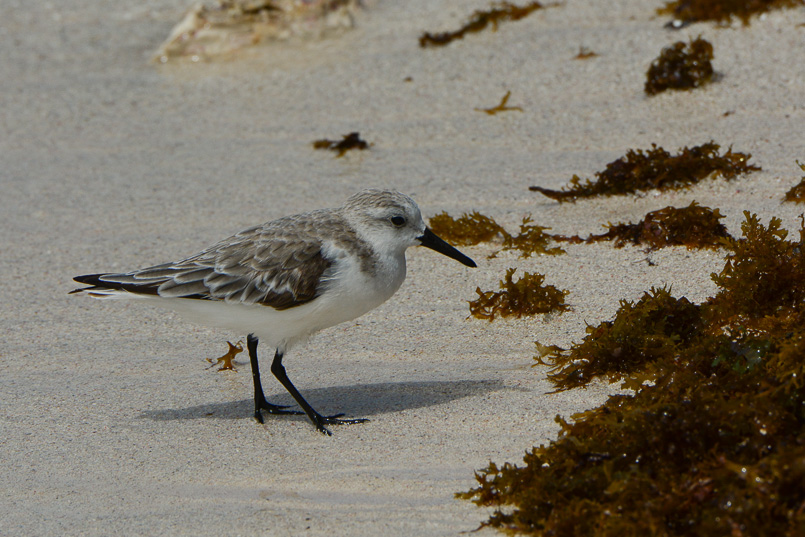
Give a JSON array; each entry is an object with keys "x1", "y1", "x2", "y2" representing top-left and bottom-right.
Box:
[
  {"x1": 529, "y1": 142, "x2": 760, "y2": 202},
  {"x1": 419, "y1": 1, "x2": 545, "y2": 47}
]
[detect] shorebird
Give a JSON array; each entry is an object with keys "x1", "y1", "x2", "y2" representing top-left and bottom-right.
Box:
[{"x1": 72, "y1": 189, "x2": 476, "y2": 434}]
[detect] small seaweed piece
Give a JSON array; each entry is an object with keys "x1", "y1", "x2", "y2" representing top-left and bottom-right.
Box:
[
  {"x1": 428, "y1": 211, "x2": 507, "y2": 246},
  {"x1": 206, "y1": 340, "x2": 244, "y2": 371},
  {"x1": 475, "y1": 91, "x2": 523, "y2": 115},
  {"x1": 783, "y1": 161, "x2": 805, "y2": 203},
  {"x1": 658, "y1": 0, "x2": 805, "y2": 26},
  {"x1": 555, "y1": 202, "x2": 734, "y2": 251},
  {"x1": 529, "y1": 141, "x2": 760, "y2": 202},
  {"x1": 500, "y1": 216, "x2": 565, "y2": 257},
  {"x1": 419, "y1": 1, "x2": 545, "y2": 47},
  {"x1": 573, "y1": 46, "x2": 598, "y2": 59},
  {"x1": 312, "y1": 132, "x2": 369, "y2": 157},
  {"x1": 469, "y1": 268, "x2": 569, "y2": 321},
  {"x1": 645, "y1": 37, "x2": 715, "y2": 95}
]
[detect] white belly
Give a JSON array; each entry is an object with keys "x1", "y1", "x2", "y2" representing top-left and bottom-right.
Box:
[{"x1": 158, "y1": 250, "x2": 408, "y2": 352}]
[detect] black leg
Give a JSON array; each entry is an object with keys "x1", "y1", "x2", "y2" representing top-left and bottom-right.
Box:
[
  {"x1": 247, "y1": 334, "x2": 302, "y2": 423},
  {"x1": 270, "y1": 349, "x2": 368, "y2": 436}
]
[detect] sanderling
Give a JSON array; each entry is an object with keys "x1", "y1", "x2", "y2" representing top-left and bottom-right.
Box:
[{"x1": 72, "y1": 189, "x2": 476, "y2": 435}]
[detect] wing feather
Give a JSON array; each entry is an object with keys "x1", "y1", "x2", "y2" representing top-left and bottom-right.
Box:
[
  {"x1": 156, "y1": 279, "x2": 210, "y2": 297},
  {"x1": 72, "y1": 213, "x2": 341, "y2": 310},
  {"x1": 172, "y1": 267, "x2": 213, "y2": 284}
]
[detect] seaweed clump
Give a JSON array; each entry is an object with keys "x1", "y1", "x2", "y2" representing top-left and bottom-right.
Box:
[
  {"x1": 312, "y1": 132, "x2": 369, "y2": 157},
  {"x1": 428, "y1": 212, "x2": 564, "y2": 257},
  {"x1": 536, "y1": 287, "x2": 704, "y2": 390},
  {"x1": 658, "y1": 0, "x2": 805, "y2": 26},
  {"x1": 529, "y1": 142, "x2": 760, "y2": 202},
  {"x1": 460, "y1": 212, "x2": 805, "y2": 535},
  {"x1": 429, "y1": 211, "x2": 507, "y2": 246},
  {"x1": 708, "y1": 212, "x2": 805, "y2": 322},
  {"x1": 783, "y1": 161, "x2": 805, "y2": 203},
  {"x1": 419, "y1": 1, "x2": 545, "y2": 47},
  {"x1": 499, "y1": 216, "x2": 565, "y2": 257},
  {"x1": 469, "y1": 268, "x2": 570, "y2": 320},
  {"x1": 645, "y1": 37, "x2": 715, "y2": 95},
  {"x1": 432, "y1": 205, "x2": 731, "y2": 255},
  {"x1": 556, "y1": 202, "x2": 734, "y2": 251}
]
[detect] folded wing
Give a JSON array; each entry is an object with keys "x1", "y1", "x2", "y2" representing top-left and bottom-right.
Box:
[{"x1": 72, "y1": 222, "x2": 333, "y2": 311}]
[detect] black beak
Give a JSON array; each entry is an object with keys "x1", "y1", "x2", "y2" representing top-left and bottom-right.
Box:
[{"x1": 417, "y1": 227, "x2": 477, "y2": 268}]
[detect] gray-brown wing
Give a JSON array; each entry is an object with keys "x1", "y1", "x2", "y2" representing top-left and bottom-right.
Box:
[{"x1": 79, "y1": 217, "x2": 334, "y2": 310}]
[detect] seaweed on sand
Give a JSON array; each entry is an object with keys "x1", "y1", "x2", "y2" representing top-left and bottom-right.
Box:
[
  {"x1": 475, "y1": 91, "x2": 524, "y2": 115},
  {"x1": 554, "y1": 202, "x2": 734, "y2": 251},
  {"x1": 432, "y1": 204, "x2": 731, "y2": 255},
  {"x1": 783, "y1": 161, "x2": 805, "y2": 203},
  {"x1": 529, "y1": 142, "x2": 760, "y2": 202},
  {"x1": 206, "y1": 340, "x2": 244, "y2": 371},
  {"x1": 659, "y1": 0, "x2": 805, "y2": 26},
  {"x1": 573, "y1": 46, "x2": 598, "y2": 60},
  {"x1": 429, "y1": 211, "x2": 508, "y2": 246},
  {"x1": 500, "y1": 216, "x2": 565, "y2": 257},
  {"x1": 419, "y1": 1, "x2": 546, "y2": 47},
  {"x1": 645, "y1": 37, "x2": 715, "y2": 95},
  {"x1": 312, "y1": 132, "x2": 369, "y2": 157},
  {"x1": 459, "y1": 212, "x2": 805, "y2": 536},
  {"x1": 536, "y1": 287, "x2": 704, "y2": 391},
  {"x1": 469, "y1": 268, "x2": 570, "y2": 320},
  {"x1": 428, "y1": 213, "x2": 564, "y2": 257}
]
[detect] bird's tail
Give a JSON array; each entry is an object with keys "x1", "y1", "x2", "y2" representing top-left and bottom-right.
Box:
[{"x1": 70, "y1": 273, "x2": 159, "y2": 299}]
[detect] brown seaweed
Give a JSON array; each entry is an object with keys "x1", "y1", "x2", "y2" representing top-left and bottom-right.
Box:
[
  {"x1": 428, "y1": 212, "x2": 564, "y2": 257},
  {"x1": 535, "y1": 287, "x2": 704, "y2": 391},
  {"x1": 500, "y1": 216, "x2": 564, "y2": 257},
  {"x1": 206, "y1": 340, "x2": 244, "y2": 371},
  {"x1": 573, "y1": 46, "x2": 598, "y2": 59},
  {"x1": 529, "y1": 142, "x2": 760, "y2": 202},
  {"x1": 419, "y1": 1, "x2": 545, "y2": 47},
  {"x1": 475, "y1": 91, "x2": 523, "y2": 115},
  {"x1": 554, "y1": 202, "x2": 734, "y2": 251},
  {"x1": 459, "y1": 212, "x2": 805, "y2": 536},
  {"x1": 428, "y1": 211, "x2": 507, "y2": 246},
  {"x1": 312, "y1": 132, "x2": 369, "y2": 157},
  {"x1": 469, "y1": 268, "x2": 570, "y2": 321},
  {"x1": 783, "y1": 161, "x2": 805, "y2": 203},
  {"x1": 432, "y1": 205, "x2": 731, "y2": 255},
  {"x1": 659, "y1": 0, "x2": 805, "y2": 26},
  {"x1": 645, "y1": 37, "x2": 715, "y2": 95},
  {"x1": 709, "y1": 212, "x2": 805, "y2": 322}
]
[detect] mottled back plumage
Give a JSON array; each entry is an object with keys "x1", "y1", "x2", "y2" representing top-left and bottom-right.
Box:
[{"x1": 73, "y1": 207, "x2": 379, "y2": 310}]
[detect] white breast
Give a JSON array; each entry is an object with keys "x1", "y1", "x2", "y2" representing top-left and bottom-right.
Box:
[
  {"x1": 313, "y1": 241, "x2": 408, "y2": 328},
  {"x1": 157, "y1": 243, "x2": 408, "y2": 353}
]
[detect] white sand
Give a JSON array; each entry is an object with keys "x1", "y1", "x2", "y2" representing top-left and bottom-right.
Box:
[{"x1": 2, "y1": 0, "x2": 804, "y2": 535}]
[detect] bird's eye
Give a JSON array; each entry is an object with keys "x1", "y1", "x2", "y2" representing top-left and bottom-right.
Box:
[{"x1": 390, "y1": 216, "x2": 406, "y2": 227}]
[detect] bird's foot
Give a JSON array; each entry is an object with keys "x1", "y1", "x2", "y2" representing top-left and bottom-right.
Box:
[
  {"x1": 254, "y1": 400, "x2": 303, "y2": 423},
  {"x1": 312, "y1": 413, "x2": 369, "y2": 436}
]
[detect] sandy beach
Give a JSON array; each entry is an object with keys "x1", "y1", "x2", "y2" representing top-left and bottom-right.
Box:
[{"x1": 2, "y1": 0, "x2": 804, "y2": 535}]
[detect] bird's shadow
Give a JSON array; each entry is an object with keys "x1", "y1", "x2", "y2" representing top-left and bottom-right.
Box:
[{"x1": 140, "y1": 378, "x2": 510, "y2": 422}]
